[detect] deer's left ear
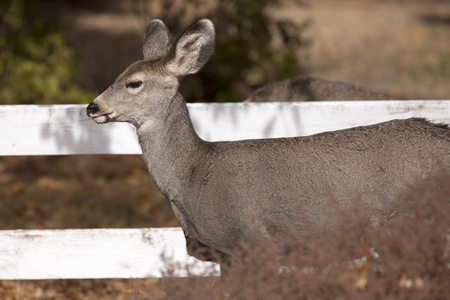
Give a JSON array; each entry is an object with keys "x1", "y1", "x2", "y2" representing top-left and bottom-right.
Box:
[
  {"x1": 165, "y1": 19, "x2": 215, "y2": 76},
  {"x1": 143, "y1": 19, "x2": 172, "y2": 61}
]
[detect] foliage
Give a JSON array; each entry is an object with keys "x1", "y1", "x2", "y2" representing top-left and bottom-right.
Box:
[
  {"x1": 0, "y1": 0, "x2": 308, "y2": 104},
  {"x1": 205, "y1": 0, "x2": 309, "y2": 102},
  {"x1": 0, "y1": 0, "x2": 95, "y2": 104}
]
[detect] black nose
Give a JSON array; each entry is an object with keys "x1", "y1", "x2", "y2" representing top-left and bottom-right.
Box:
[{"x1": 86, "y1": 102, "x2": 99, "y2": 117}]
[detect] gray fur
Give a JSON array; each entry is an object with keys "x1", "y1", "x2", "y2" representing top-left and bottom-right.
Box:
[
  {"x1": 143, "y1": 19, "x2": 172, "y2": 61},
  {"x1": 87, "y1": 19, "x2": 450, "y2": 263},
  {"x1": 246, "y1": 76, "x2": 396, "y2": 102}
]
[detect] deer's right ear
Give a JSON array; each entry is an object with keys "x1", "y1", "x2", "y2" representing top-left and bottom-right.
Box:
[{"x1": 143, "y1": 19, "x2": 172, "y2": 61}]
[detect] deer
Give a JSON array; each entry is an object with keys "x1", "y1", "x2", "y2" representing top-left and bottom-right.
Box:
[
  {"x1": 246, "y1": 76, "x2": 396, "y2": 102},
  {"x1": 87, "y1": 19, "x2": 450, "y2": 264}
]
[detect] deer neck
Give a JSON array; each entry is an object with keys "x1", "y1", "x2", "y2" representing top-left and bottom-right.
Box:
[{"x1": 136, "y1": 92, "x2": 205, "y2": 198}]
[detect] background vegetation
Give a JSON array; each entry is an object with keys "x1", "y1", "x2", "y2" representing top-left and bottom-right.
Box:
[
  {"x1": 150, "y1": 0, "x2": 310, "y2": 102},
  {"x1": 0, "y1": 0, "x2": 309, "y2": 104},
  {"x1": 0, "y1": 0, "x2": 95, "y2": 104}
]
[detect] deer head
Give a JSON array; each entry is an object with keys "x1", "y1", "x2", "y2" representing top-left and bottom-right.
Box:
[{"x1": 86, "y1": 19, "x2": 215, "y2": 128}]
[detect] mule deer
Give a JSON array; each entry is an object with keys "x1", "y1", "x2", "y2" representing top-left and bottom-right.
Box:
[
  {"x1": 246, "y1": 76, "x2": 396, "y2": 102},
  {"x1": 87, "y1": 19, "x2": 450, "y2": 263}
]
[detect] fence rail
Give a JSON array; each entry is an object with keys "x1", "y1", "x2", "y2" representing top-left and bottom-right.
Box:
[
  {"x1": 0, "y1": 100, "x2": 449, "y2": 279},
  {"x1": 0, "y1": 228, "x2": 219, "y2": 279}
]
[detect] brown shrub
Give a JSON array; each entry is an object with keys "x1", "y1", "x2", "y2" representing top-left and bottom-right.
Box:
[{"x1": 146, "y1": 170, "x2": 449, "y2": 299}]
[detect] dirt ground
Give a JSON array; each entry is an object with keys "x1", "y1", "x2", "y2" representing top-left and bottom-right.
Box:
[
  {"x1": 274, "y1": 0, "x2": 450, "y2": 99},
  {"x1": 1, "y1": 0, "x2": 449, "y2": 298}
]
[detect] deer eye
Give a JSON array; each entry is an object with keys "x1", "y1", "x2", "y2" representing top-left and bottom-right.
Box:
[{"x1": 126, "y1": 81, "x2": 143, "y2": 89}]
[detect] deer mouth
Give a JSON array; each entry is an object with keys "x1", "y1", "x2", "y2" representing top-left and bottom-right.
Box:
[{"x1": 90, "y1": 113, "x2": 115, "y2": 124}]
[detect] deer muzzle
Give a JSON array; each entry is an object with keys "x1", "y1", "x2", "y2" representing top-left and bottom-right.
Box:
[{"x1": 86, "y1": 102, "x2": 115, "y2": 124}]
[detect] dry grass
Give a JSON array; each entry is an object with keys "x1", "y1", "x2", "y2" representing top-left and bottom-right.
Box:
[
  {"x1": 150, "y1": 170, "x2": 450, "y2": 299},
  {"x1": 0, "y1": 155, "x2": 177, "y2": 230}
]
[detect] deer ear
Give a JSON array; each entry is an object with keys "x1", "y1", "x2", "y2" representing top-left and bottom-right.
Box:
[
  {"x1": 143, "y1": 19, "x2": 172, "y2": 61},
  {"x1": 165, "y1": 19, "x2": 215, "y2": 76}
]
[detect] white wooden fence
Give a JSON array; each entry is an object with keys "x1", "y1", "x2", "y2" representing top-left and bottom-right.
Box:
[{"x1": 0, "y1": 100, "x2": 449, "y2": 280}]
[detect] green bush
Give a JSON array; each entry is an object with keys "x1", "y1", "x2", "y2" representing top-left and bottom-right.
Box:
[
  {"x1": 0, "y1": 0, "x2": 309, "y2": 104},
  {"x1": 0, "y1": 0, "x2": 95, "y2": 104},
  {"x1": 206, "y1": 0, "x2": 309, "y2": 102}
]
